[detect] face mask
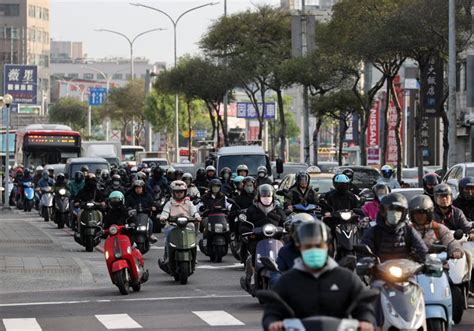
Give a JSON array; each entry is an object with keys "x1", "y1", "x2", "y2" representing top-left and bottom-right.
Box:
[
  {"x1": 260, "y1": 197, "x2": 273, "y2": 206},
  {"x1": 211, "y1": 186, "x2": 220, "y2": 194},
  {"x1": 223, "y1": 173, "x2": 230, "y2": 180},
  {"x1": 245, "y1": 186, "x2": 254, "y2": 194},
  {"x1": 113, "y1": 181, "x2": 120, "y2": 186},
  {"x1": 258, "y1": 173, "x2": 265, "y2": 178},
  {"x1": 301, "y1": 248, "x2": 328, "y2": 269},
  {"x1": 386, "y1": 210, "x2": 403, "y2": 225}
]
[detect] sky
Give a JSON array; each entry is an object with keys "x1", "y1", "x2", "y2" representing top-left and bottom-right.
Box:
[{"x1": 51, "y1": 0, "x2": 281, "y2": 66}]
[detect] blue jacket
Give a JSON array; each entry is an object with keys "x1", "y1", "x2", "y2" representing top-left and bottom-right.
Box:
[
  {"x1": 361, "y1": 214, "x2": 427, "y2": 263},
  {"x1": 38, "y1": 177, "x2": 55, "y2": 188},
  {"x1": 276, "y1": 241, "x2": 300, "y2": 272},
  {"x1": 147, "y1": 176, "x2": 168, "y2": 194}
]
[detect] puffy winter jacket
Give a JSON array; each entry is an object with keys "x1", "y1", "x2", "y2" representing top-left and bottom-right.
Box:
[
  {"x1": 362, "y1": 200, "x2": 380, "y2": 221},
  {"x1": 276, "y1": 241, "x2": 300, "y2": 272},
  {"x1": 453, "y1": 197, "x2": 474, "y2": 222},
  {"x1": 433, "y1": 205, "x2": 472, "y2": 233}
]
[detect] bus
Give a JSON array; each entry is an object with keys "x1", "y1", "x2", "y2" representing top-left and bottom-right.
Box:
[
  {"x1": 15, "y1": 124, "x2": 81, "y2": 167},
  {"x1": 121, "y1": 145, "x2": 145, "y2": 165}
]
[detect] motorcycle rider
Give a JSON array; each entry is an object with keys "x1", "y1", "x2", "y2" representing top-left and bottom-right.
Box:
[
  {"x1": 433, "y1": 183, "x2": 474, "y2": 238},
  {"x1": 204, "y1": 165, "x2": 218, "y2": 186},
  {"x1": 174, "y1": 169, "x2": 184, "y2": 181},
  {"x1": 80, "y1": 165, "x2": 89, "y2": 177},
  {"x1": 103, "y1": 191, "x2": 129, "y2": 230},
  {"x1": 232, "y1": 175, "x2": 245, "y2": 198},
  {"x1": 32, "y1": 166, "x2": 43, "y2": 186},
  {"x1": 236, "y1": 164, "x2": 249, "y2": 177},
  {"x1": 409, "y1": 194, "x2": 463, "y2": 259},
  {"x1": 220, "y1": 167, "x2": 233, "y2": 196},
  {"x1": 361, "y1": 193, "x2": 427, "y2": 263},
  {"x1": 68, "y1": 171, "x2": 85, "y2": 199},
  {"x1": 285, "y1": 171, "x2": 319, "y2": 212},
  {"x1": 146, "y1": 166, "x2": 169, "y2": 195},
  {"x1": 166, "y1": 166, "x2": 175, "y2": 183},
  {"x1": 99, "y1": 169, "x2": 111, "y2": 189},
  {"x1": 104, "y1": 174, "x2": 125, "y2": 197},
  {"x1": 194, "y1": 167, "x2": 207, "y2": 191},
  {"x1": 263, "y1": 221, "x2": 376, "y2": 331},
  {"x1": 423, "y1": 173, "x2": 440, "y2": 203},
  {"x1": 159, "y1": 180, "x2": 201, "y2": 264},
  {"x1": 362, "y1": 183, "x2": 391, "y2": 221},
  {"x1": 53, "y1": 173, "x2": 68, "y2": 193},
  {"x1": 321, "y1": 174, "x2": 359, "y2": 215},
  {"x1": 453, "y1": 176, "x2": 474, "y2": 222},
  {"x1": 256, "y1": 166, "x2": 272, "y2": 187},
  {"x1": 38, "y1": 170, "x2": 55, "y2": 188},
  {"x1": 75, "y1": 174, "x2": 105, "y2": 205},
  {"x1": 235, "y1": 177, "x2": 257, "y2": 210},
  {"x1": 377, "y1": 164, "x2": 400, "y2": 189},
  {"x1": 182, "y1": 173, "x2": 200, "y2": 200},
  {"x1": 341, "y1": 168, "x2": 361, "y2": 195}
]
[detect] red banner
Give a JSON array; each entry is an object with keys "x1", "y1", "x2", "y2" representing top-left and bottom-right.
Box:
[
  {"x1": 367, "y1": 100, "x2": 380, "y2": 147},
  {"x1": 386, "y1": 76, "x2": 405, "y2": 164}
]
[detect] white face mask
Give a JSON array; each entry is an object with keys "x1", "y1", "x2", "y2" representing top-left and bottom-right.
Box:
[
  {"x1": 260, "y1": 197, "x2": 273, "y2": 206},
  {"x1": 386, "y1": 210, "x2": 403, "y2": 225}
]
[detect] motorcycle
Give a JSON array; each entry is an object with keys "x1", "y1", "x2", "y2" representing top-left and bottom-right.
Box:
[
  {"x1": 256, "y1": 288, "x2": 379, "y2": 331},
  {"x1": 416, "y1": 245, "x2": 453, "y2": 331},
  {"x1": 53, "y1": 188, "x2": 70, "y2": 229},
  {"x1": 240, "y1": 220, "x2": 285, "y2": 302},
  {"x1": 22, "y1": 181, "x2": 35, "y2": 212},
  {"x1": 14, "y1": 183, "x2": 24, "y2": 210},
  {"x1": 74, "y1": 202, "x2": 103, "y2": 252},
  {"x1": 447, "y1": 230, "x2": 471, "y2": 324},
  {"x1": 128, "y1": 205, "x2": 153, "y2": 255},
  {"x1": 230, "y1": 209, "x2": 247, "y2": 262},
  {"x1": 355, "y1": 244, "x2": 427, "y2": 330},
  {"x1": 150, "y1": 185, "x2": 166, "y2": 234},
  {"x1": 158, "y1": 216, "x2": 198, "y2": 285},
  {"x1": 199, "y1": 207, "x2": 231, "y2": 263},
  {"x1": 102, "y1": 222, "x2": 149, "y2": 295},
  {"x1": 40, "y1": 186, "x2": 54, "y2": 222}
]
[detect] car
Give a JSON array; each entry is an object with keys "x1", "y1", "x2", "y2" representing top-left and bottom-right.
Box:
[
  {"x1": 271, "y1": 162, "x2": 309, "y2": 179},
  {"x1": 64, "y1": 157, "x2": 110, "y2": 180},
  {"x1": 335, "y1": 166, "x2": 381, "y2": 190},
  {"x1": 401, "y1": 168, "x2": 423, "y2": 188},
  {"x1": 442, "y1": 162, "x2": 474, "y2": 198},
  {"x1": 44, "y1": 163, "x2": 66, "y2": 176},
  {"x1": 277, "y1": 172, "x2": 334, "y2": 194},
  {"x1": 391, "y1": 188, "x2": 424, "y2": 202},
  {"x1": 316, "y1": 161, "x2": 339, "y2": 173}
]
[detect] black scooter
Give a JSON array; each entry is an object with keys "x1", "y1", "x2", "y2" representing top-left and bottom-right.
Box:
[
  {"x1": 129, "y1": 205, "x2": 153, "y2": 255},
  {"x1": 53, "y1": 188, "x2": 70, "y2": 229},
  {"x1": 199, "y1": 207, "x2": 231, "y2": 263},
  {"x1": 74, "y1": 202, "x2": 103, "y2": 252}
]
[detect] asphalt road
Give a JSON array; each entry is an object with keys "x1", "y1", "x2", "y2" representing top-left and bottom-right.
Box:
[{"x1": 1, "y1": 209, "x2": 474, "y2": 331}]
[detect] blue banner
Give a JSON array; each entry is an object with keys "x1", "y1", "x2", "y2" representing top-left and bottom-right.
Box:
[
  {"x1": 236, "y1": 102, "x2": 276, "y2": 119},
  {"x1": 3, "y1": 64, "x2": 38, "y2": 105}
]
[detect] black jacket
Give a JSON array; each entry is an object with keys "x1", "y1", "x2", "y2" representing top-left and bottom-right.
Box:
[
  {"x1": 262, "y1": 259, "x2": 376, "y2": 330},
  {"x1": 234, "y1": 192, "x2": 256, "y2": 210},
  {"x1": 201, "y1": 192, "x2": 228, "y2": 213},
  {"x1": 75, "y1": 185, "x2": 105, "y2": 204},
  {"x1": 453, "y1": 197, "x2": 474, "y2": 222},
  {"x1": 276, "y1": 241, "x2": 300, "y2": 272},
  {"x1": 321, "y1": 189, "x2": 360, "y2": 213},
  {"x1": 361, "y1": 214, "x2": 428, "y2": 263},
  {"x1": 125, "y1": 191, "x2": 153, "y2": 211},
  {"x1": 257, "y1": 177, "x2": 273, "y2": 187},
  {"x1": 241, "y1": 204, "x2": 286, "y2": 233},
  {"x1": 286, "y1": 186, "x2": 319, "y2": 207},
  {"x1": 433, "y1": 205, "x2": 472, "y2": 233},
  {"x1": 103, "y1": 206, "x2": 129, "y2": 229}
]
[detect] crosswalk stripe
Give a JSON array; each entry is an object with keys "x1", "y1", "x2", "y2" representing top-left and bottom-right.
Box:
[
  {"x1": 192, "y1": 311, "x2": 245, "y2": 326},
  {"x1": 95, "y1": 314, "x2": 142, "y2": 329},
  {"x1": 3, "y1": 318, "x2": 42, "y2": 331}
]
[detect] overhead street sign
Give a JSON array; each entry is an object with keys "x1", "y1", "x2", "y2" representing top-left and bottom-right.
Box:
[{"x1": 89, "y1": 87, "x2": 107, "y2": 106}]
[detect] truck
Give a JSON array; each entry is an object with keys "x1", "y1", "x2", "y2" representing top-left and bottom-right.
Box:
[
  {"x1": 81, "y1": 141, "x2": 121, "y2": 166},
  {"x1": 216, "y1": 145, "x2": 272, "y2": 179}
]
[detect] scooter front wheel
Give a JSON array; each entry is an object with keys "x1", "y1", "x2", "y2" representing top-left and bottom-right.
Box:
[
  {"x1": 178, "y1": 261, "x2": 189, "y2": 285},
  {"x1": 426, "y1": 318, "x2": 446, "y2": 331},
  {"x1": 114, "y1": 268, "x2": 130, "y2": 295},
  {"x1": 451, "y1": 285, "x2": 464, "y2": 324}
]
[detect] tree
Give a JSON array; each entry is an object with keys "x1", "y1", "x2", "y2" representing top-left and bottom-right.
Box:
[
  {"x1": 99, "y1": 80, "x2": 146, "y2": 145},
  {"x1": 201, "y1": 5, "x2": 292, "y2": 156},
  {"x1": 49, "y1": 97, "x2": 87, "y2": 132}
]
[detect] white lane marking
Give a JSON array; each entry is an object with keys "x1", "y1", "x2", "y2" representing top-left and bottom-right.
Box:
[
  {"x1": 193, "y1": 311, "x2": 245, "y2": 326},
  {"x1": 95, "y1": 314, "x2": 142, "y2": 329},
  {"x1": 150, "y1": 246, "x2": 163, "y2": 250},
  {"x1": 3, "y1": 318, "x2": 42, "y2": 331},
  {"x1": 0, "y1": 294, "x2": 249, "y2": 307},
  {"x1": 197, "y1": 263, "x2": 242, "y2": 270}
]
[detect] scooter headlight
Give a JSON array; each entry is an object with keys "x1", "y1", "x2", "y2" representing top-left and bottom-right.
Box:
[
  {"x1": 105, "y1": 251, "x2": 110, "y2": 260},
  {"x1": 138, "y1": 225, "x2": 147, "y2": 231},
  {"x1": 340, "y1": 212, "x2": 351, "y2": 221},
  {"x1": 127, "y1": 246, "x2": 132, "y2": 254},
  {"x1": 389, "y1": 266, "x2": 403, "y2": 278},
  {"x1": 176, "y1": 217, "x2": 188, "y2": 226},
  {"x1": 109, "y1": 226, "x2": 118, "y2": 235},
  {"x1": 214, "y1": 223, "x2": 224, "y2": 233},
  {"x1": 263, "y1": 224, "x2": 277, "y2": 237},
  {"x1": 58, "y1": 188, "x2": 66, "y2": 196}
]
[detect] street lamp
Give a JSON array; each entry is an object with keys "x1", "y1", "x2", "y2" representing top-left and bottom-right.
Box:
[
  {"x1": 130, "y1": 1, "x2": 219, "y2": 162},
  {"x1": 81, "y1": 66, "x2": 129, "y2": 140},
  {"x1": 94, "y1": 28, "x2": 165, "y2": 79},
  {"x1": 2, "y1": 93, "x2": 13, "y2": 210}
]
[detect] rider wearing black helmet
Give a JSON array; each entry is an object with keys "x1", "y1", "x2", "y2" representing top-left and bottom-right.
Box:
[
  {"x1": 453, "y1": 176, "x2": 474, "y2": 222},
  {"x1": 342, "y1": 168, "x2": 360, "y2": 195},
  {"x1": 361, "y1": 193, "x2": 427, "y2": 262},
  {"x1": 286, "y1": 171, "x2": 319, "y2": 212},
  {"x1": 423, "y1": 173, "x2": 440, "y2": 203},
  {"x1": 236, "y1": 164, "x2": 249, "y2": 177},
  {"x1": 263, "y1": 221, "x2": 376, "y2": 331},
  {"x1": 433, "y1": 183, "x2": 473, "y2": 238},
  {"x1": 75, "y1": 174, "x2": 106, "y2": 205},
  {"x1": 104, "y1": 174, "x2": 125, "y2": 197},
  {"x1": 234, "y1": 176, "x2": 257, "y2": 210},
  {"x1": 256, "y1": 165, "x2": 272, "y2": 187},
  {"x1": 200, "y1": 178, "x2": 233, "y2": 214},
  {"x1": 68, "y1": 171, "x2": 85, "y2": 199},
  {"x1": 321, "y1": 174, "x2": 360, "y2": 215},
  {"x1": 220, "y1": 167, "x2": 233, "y2": 195},
  {"x1": 146, "y1": 166, "x2": 169, "y2": 195},
  {"x1": 125, "y1": 179, "x2": 154, "y2": 212}
]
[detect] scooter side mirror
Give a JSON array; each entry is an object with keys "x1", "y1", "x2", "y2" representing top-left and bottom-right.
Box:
[
  {"x1": 453, "y1": 230, "x2": 464, "y2": 241},
  {"x1": 128, "y1": 209, "x2": 137, "y2": 217},
  {"x1": 260, "y1": 256, "x2": 279, "y2": 272}
]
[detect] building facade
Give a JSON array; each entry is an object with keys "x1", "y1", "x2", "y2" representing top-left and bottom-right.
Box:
[
  {"x1": 51, "y1": 40, "x2": 83, "y2": 63},
  {"x1": 0, "y1": 0, "x2": 50, "y2": 115}
]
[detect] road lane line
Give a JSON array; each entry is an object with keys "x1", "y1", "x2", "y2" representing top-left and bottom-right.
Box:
[
  {"x1": 3, "y1": 318, "x2": 42, "y2": 331},
  {"x1": 193, "y1": 311, "x2": 245, "y2": 326},
  {"x1": 0, "y1": 300, "x2": 90, "y2": 307},
  {"x1": 95, "y1": 314, "x2": 142, "y2": 329},
  {"x1": 197, "y1": 263, "x2": 242, "y2": 269}
]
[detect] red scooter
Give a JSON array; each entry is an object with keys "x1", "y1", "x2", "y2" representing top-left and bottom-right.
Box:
[{"x1": 102, "y1": 223, "x2": 149, "y2": 295}]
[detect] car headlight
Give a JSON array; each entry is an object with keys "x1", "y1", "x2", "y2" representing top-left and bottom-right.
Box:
[
  {"x1": 340, "y1": 212, "x2": 351, "y2": 221},
  {"x1": 58, "y1": 188, "x2": 66, "y2": 196},
  {"x1": 214, "y1": 224, "x2": 223, "y2": 233},
  {"x1": 389, "y1": 266, "x2": 403, "y2": 278},
  {"x1": 176, "y1": 217, "x2": 188, "y2": 226},
  {"x1": 263, "y1": 224, "x2": 277, "y2": 237},
  {"x1": 109, "y1": 226, "x2": 118, "y2": 235}
]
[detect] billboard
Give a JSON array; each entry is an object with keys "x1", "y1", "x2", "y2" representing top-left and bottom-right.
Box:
[
  {"x1": 236, "y1": 102, "x2": 276, "y2": 119},
  {"x1": 3, "y1": 64, "x2": 38, "y2": 105}
]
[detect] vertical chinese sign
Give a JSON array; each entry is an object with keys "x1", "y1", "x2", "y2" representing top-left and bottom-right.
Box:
[{"x1": 385, "y1": 76, "x2": 405, "y2": 164}]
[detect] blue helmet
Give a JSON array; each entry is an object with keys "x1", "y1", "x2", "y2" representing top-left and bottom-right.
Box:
[{"x1": 333, "y1": 174, "x2": 350, "y2": 193}]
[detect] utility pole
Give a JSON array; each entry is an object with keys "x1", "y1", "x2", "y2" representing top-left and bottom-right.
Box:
[
  {"x1": 448, "y1": 0, "x2": 457, "y2": 167},
  {"x1": 223, "y1": 0, "x2": 229, "y2": 143},
  {"x1": 302, "y1": 0, "x2": 310, "y2": 164}
]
